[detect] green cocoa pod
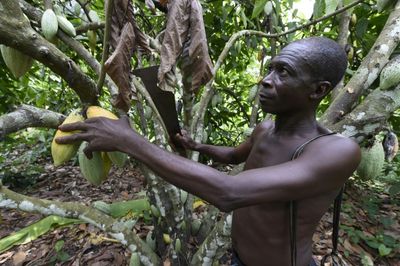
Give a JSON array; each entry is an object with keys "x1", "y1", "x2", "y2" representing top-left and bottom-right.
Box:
[
  {"x1": 78, "y1": 142, "x2": 110, "y2": 185},
  {"x1": 41, "y1": 9, "x2": 58, "y2": 40},
  {"x1": 379, "y1": 56, "x2": 400, "y2": 90},
  {"x1": 0, "y1": 45, "x2": 33, "y2": 78},
  {"x1": 87, "y1": 30, "x2": 97, "y2": 51},
  {"x1": 57, "y1": 15, "x2": 76, "y2": 37},
  {"x1": 107, "y1": 151, "x2": 128, "y2": 168},
  {"x1": 73, "y1": 2, "x2": 81, "y2": 16},
  {"x1": 357, "y1": 141, "x2": 385, "y2": 180},
  {"x1": 175, "y1": 238, "x2": 182, "y2": 253},
  {"x1": 248, "y1": 85, "x2": 258, "y2": 103},
  {"x1": 88, "y1": 10, "x2": 100, "y2": 23},
  {"x1": 264, "y1": 1, "x2": 273, "y2": 16},
  {"x1": 191, "y1": 219, "x2": 202, "y2": 235}
]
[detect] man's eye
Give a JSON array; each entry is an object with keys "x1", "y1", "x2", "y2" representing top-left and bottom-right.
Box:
[{"x1": 278, "y1": 67, "x2": 288, "y2": 75}]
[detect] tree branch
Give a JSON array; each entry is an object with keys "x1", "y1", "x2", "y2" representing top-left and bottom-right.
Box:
[
  {"x1": 0, "y1": 0, "x2": 98, "y2": 104},
  {"x1": 190, "y1": 213, "x2": 232, "y2": 265},
  {"x1": 76, "y1": 22, "x2": 105, "y2": 35},
  {"x1": 0, "y1": 105, "x2": 65, "y2": 140},
  {"x1": 19, "y1": 0, "x2": 119, "y2": 99},
  {"x1": 327, "y1": 83, "x2": 400, "y2": 142},
  {"x1": 0, "y1": 183, "x2": 161, "y2": 265},
  {"x1": 322, "y1": 1, "x2": 400, "y2": 125},
  {"x1": 332, "y1": 1, "x2": 353, "y2": 100}
]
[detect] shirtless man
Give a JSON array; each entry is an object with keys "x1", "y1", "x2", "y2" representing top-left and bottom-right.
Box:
[{"x1": 57, "y1": 37, "x2": 361, "y2": 266}]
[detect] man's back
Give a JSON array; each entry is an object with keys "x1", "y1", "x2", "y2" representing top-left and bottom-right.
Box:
[{"x1": 231, "y1": 121, "x2": 348, "y2": 266}]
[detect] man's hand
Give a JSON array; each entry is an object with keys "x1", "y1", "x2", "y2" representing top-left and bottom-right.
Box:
[
  {"x1": 174, "y1": 130, "x2": 198, "y2": 151},
  {"x1": 55, "y1": 116, "x2": 135, "y2": 159}
]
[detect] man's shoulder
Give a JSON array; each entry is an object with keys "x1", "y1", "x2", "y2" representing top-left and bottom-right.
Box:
[{"x1": 302, "y1": 133, "x2": 361, "y2": 167}]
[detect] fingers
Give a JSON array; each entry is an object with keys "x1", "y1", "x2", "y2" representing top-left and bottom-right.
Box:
[
  {"x1": 83, "y1": 146, "x2": 93, "y2": 159},
  {"x1": 59, "y1": 121, "x2": 88, "y2": 132},
  {"x1": 55, "y1": 132, "x2": 90, "y2": 144}
]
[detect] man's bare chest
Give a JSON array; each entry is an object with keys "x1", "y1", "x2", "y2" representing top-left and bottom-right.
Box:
[{"x1": 244, "y1": 135, "x2": 305, "y2": 169}]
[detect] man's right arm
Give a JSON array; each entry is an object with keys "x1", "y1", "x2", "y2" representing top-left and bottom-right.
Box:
[{"x1": 174, "y1": 131, "x2": 252, "y2": 164}]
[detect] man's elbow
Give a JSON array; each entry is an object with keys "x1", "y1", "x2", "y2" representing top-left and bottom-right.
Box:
[{"x1": 212, "y1": 186, "x2": 238, "y2": 212}]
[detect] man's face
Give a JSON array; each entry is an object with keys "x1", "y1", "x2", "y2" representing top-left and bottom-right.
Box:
[{"x1": 258, "y1": 43, "x2": 316, "y2": 114}]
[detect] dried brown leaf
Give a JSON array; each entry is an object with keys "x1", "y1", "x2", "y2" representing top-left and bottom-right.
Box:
[
  {"x1": 180, "y1": 0, "x2": 213, "y2": 93},
  {"x1": 158, "y1": 0, "x2": 191, "y2": 91},
  {"x1": 104, "y1": 23, "x2": 136, "y2": 112},
  {"x1": 158, "y1": 0, "x2": 213, "y2": 93},
  {"x1": 109, "y1": 0, "x2": 150, "y2": 53}
]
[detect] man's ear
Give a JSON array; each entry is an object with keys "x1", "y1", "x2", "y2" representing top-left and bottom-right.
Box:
[{"x1": 310, "y1": 81, "x2": 332, "y2": 100}]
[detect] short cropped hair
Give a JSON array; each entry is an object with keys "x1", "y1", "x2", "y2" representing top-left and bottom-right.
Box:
[{"x1": 284, "y1": 37, "x2": 348, "y2": 88}]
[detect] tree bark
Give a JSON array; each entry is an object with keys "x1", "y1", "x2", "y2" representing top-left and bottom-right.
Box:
[
  {"x1": 0, "y1": 183, "x2": 160, "y2": 265},
  {"x1": 0, "y1": 0, "x2": 98, "y2": 104},
  {"x1": 322, "y1": 1, "x2": 400, "y2": 125},
  {"x1": 0, "y1": 105, "x2": 65, "y2": 140},
  {"x1": 327, "y1": 84, "x2": 400, "y2": 142}
]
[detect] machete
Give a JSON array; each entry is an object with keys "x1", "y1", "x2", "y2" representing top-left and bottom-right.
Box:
[{"x1": 132, "y1": 66, "x2": 186, "y2": 155}]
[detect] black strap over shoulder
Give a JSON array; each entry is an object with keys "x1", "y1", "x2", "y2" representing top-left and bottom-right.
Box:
[
  {"x1": 289, "y1": 132, "x2": 343, "y2": 266},
  {"x1": 321, "y1": 187, "x2": 345, "y2": 266}
]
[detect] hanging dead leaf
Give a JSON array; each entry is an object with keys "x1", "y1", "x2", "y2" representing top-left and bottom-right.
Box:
[
  {"x1": 158, "y1": 0, "x2": 190, "y2": 92},
  {"x1": 180, "y1": 0, "x2": 213, "y2": 93},
  {"x1": 104, "y1": 23, "x2": 136, "y2": 112},
  {"x1": 159, "y1": 0, "x2": 213, "y2": 93}
]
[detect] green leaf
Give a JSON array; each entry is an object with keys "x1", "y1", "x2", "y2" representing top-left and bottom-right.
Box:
[
  {"x1": 54, "y1": 239, "x2": 64, "y2": 252},
  {"x1": 378, "y1": 244, "x2": 392, "y2": 256},
  {"x1": 325, "y1": 0, "x2": 340, "y2": 14},
  {"x1": 252, "y1": 0, "x2": 268, "y2": 18},
  {"x1": 0, "y1": 215, "x2": 81, "y2": 253},
  {"x1": 313, "y1": 0, "x2": 326, "y2": 18},
  {"x1": 388, "y1": 183, "x2": 400, "y2": 195}
]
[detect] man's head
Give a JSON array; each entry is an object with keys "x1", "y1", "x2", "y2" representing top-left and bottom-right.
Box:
[
  {"x1": 283, "y1": 37, "x2": 348, "y2": 89},
  {"x1": 259, "y1": 37, "x2": 347, "y2": 114}
]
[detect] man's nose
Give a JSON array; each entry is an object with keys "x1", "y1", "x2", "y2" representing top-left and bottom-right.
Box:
[{"x1": 260, "y1": 75, "x2": 272, "y2": 89}]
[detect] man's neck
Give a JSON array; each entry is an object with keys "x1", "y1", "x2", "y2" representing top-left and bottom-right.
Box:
[{"x1": 273, "y1": 111, "x2": 318, "y2": 137}]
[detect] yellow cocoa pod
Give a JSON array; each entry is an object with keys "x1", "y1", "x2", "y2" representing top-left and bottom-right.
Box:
[
  {"x1": 57, "y1": 15, "x2": 76, "y2": 37},
  {"x1": 86, "y1": 106, "x2": 118, "y2": 120},
  {"x1": 41, "y1": 9, "x2": 58, "y2": 40},
  {"x1": 107, "y1": 151, "x2": 127, "y2": 168},
  {"x1": 163, "y1": 233, "x2": 171, "y2": 244},
  {"x1": 78, "y1": 142, "x2": 110, "y2": 185},
  {"x1": 0, "y1": 45, "x2": 33, "y2": 78},
  {"x1": 51, "y1": 110, "x2": 84, "y2": 166}
]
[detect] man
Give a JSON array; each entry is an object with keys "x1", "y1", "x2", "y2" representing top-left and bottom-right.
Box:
[{"x1": 57, "y1": 37, "x2": 361, "y2": 266}]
